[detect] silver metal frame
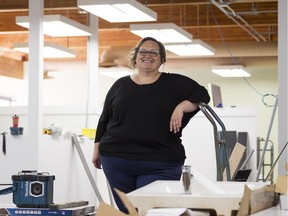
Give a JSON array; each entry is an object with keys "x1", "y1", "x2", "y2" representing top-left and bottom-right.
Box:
[
  {"x1": 198, "y1": 103, "x2": 231, "y2": 181},
  {"x1": 256, "y1": 95, "x2": 278, "y2": 181},
  {"x1": 71, "y1": 133, "x2": 103, "y2": 202}
]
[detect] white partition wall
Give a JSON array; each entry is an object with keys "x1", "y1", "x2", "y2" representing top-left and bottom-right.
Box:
[
  {"x1": 0, "y1": 135, "x2": 111, "y2": 207},
  {"x1": 0, "y1": 106, "x2": 256, "y2": 206},
  {"x1": 182, "y1": 107, "x2": 257, "y2": 181}
]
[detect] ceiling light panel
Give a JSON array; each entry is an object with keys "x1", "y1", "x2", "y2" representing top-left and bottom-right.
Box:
[
  {"x1": 130, "y1": 23, "x2": 192, "y2": 43},
  {"x1": 77, "y1": 0, "x2": 157, "y2": 23},
  {"x1": 13, "y1": 42, "x2": 76, "y2": 58},
  {"x1": 165, "y1": 40, "x2": 215, "y2": 56},
  {"x1": 211, "y1": 65, "x2": 251, "y2": 77},
  {"x1": 16, "y1": 15, "x2": 92, "y2": 37}
]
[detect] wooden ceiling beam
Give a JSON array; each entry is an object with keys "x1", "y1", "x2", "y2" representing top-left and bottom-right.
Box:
[
  {"x1": 0, "y1": 56, "x2": 24, "y2": 79},
  {"x1": 0, "y1": 0, "x2": 278, "y2": 65}
]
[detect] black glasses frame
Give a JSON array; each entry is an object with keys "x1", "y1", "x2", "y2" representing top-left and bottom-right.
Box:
[{"x1": 138, "y1": 49, "x2": 160, "y2": 57}]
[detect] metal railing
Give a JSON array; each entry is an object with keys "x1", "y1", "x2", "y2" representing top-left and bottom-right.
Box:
[{"x1": 198, "y1": 102, "x2": 231, "y2": 181}]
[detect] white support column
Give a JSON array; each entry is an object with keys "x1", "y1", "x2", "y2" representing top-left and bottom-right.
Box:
[
  {"x1": 85, "y1": 14, "x2": 99, "y2": 127},
  {"x1": 278, "y1": 0, "x2": 288, "y2": 175},
  {"x1": 27, "y1": 0, "x2": 44, "y2": 166}
]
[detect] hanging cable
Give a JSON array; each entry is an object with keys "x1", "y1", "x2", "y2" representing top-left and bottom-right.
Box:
[
  {"x1": 209, "y1": 1, "x2": 277, "y2": 108},
  {"x1": 209, "y1": 1, "x2": 238, "y2": 66}
]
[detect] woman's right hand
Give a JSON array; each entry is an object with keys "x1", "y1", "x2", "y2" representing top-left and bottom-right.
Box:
[{"x1": 92, "y1": 142, "x2": 102, "y2": 169}]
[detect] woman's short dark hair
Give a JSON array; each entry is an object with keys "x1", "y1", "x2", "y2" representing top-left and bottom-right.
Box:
[{"x1": 129, "y1": 37, "x2": 166, "y2": 68}]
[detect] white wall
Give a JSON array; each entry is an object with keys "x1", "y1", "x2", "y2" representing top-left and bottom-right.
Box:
[
  {"x1": 182, "y1": 107, "x2": 257, "y2": 181},
  {"x1": 0, "y1": 60, "x2": 278, "y2": 140},
  {"x1": 0, "y1": 134, "x2": 112, "y2": 207},
  {"x1": 2, "y1": 60, "x2": 279, "y2": 150},
  {"x1": 164, "y1": 60, "x2": 278, "y2": 146},
  {"x1": 165, "y1": 61, "x2": 279, "y2": 178},
  {"x1": 0, "y1": 58, "x2": 278, "y2": 207},
  {"x1": 0, "y1": 59, "x2": 278, "y2": 179},
  {"x1": 0, "y1": 106, "x2": 256, "y2": 208}
]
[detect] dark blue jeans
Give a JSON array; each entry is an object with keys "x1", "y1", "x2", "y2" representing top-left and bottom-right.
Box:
[{"x1": 100, "y1": 156, "x2": 183, "y2": 213}]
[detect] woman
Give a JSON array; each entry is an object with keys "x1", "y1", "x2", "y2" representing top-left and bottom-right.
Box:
[{"x1": 93, "y1": 37, "x2": 210, "y2": 213}]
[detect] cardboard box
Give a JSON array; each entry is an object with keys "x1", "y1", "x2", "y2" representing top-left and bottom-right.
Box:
[
  {"x1": 275, "y1": 165, "x2": 288, "y2": 210},
  {"x1": 275, "y1": 176, "x2": 288, "y2": 194},
  {"x1": 237, "y1": 184, "x2": 277, "y2": 216},
  {"x1": 96, "y1": 193, "x2": 211, "y2": 216},
  {"x1": 96, "y1": 188, "x2": 138, "y2": 216}
]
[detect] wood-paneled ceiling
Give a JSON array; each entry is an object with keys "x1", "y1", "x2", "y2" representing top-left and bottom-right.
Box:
[{"x1": 0, "y1": 0, "x2": 278, "y2": 78}]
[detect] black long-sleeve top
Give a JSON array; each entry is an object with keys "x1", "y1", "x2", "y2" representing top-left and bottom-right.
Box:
[{"x1": 95, "y1": 72, "x2": 210, "y2": 163}]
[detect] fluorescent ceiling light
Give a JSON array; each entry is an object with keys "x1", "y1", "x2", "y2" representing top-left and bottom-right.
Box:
[
  {"x1": 13, "y1": 42, "x2": 76, "y2": 58},
  {"x1": 16, "y1": 15, "x2": 92, "y2": 37},
  {"x1": 130, "y1": 23, "x2": 192, "y2": 43},
  {"x1": 77, "y1": 0, "x2": 157, "y2": 23},
  {"x1": 165, "y1": 40, "x2": 215, "y2": 56},
  {"x1": 211, "y1": 65, "x2": 251, "y2": 77},
  {"x1": 99, "y1": 67, "x2": 134, "y2": 79}
]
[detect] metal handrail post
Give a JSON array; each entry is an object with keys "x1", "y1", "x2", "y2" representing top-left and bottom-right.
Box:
[
  {"x1": 256, "y1": 95, "x2": 278, "y2": 181},
  {"x1": 198, "y1": 103, "x2": 231, "y2": 181},
  {"x1": 199, "y1": 106, "x2": 222, "y2": 180},
  {"x1": 72, "y1": 133, "x2": 103, "y2": 202}
]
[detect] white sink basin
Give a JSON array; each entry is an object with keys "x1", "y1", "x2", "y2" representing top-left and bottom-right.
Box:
[
  {"x1": 127, "y1": 180, "x2": 266, "y2": 216},
  {"x1": 138, "y1": 180, "x2": 250, "y2": 195}
]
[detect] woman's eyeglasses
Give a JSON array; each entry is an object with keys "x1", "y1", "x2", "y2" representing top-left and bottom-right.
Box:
[{"x1": 138, "y1": 49, "x2": 160, "y2": 57}]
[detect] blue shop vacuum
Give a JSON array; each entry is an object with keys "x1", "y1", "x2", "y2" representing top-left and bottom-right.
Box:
[{"x1": 0, "y1": 170, "x2": 55, "y2": 208}]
